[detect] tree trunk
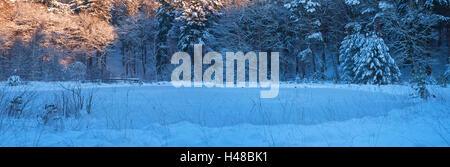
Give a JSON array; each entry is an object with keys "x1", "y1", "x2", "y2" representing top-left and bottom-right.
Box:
[
  {"x1": 447, "y1": 26, "x2": 450, "y2": 64},
  {"x1": 321, "y1": 40, "x2": 327, "y2": 80},
  {"x1": 311, "y1": 45, "x2": 317, "y2": 73},
  {"x1": 133, "y1": 50, "x2": 137, "y2": 77},
  {"x1": 300, "y1": 61, "x2": 306, "y2": 79},
  {"x1": 121, "y1": 44, "x2": 126, "y2": 66},
  {"x1": 334, "y1": 53, "x2": 340, "y2": 81},
  {"x1": 142, "y1": 42, "x2": 147, "y2": 76},
  {"x1": 87, "y1": 55, "x2": 93, "y2": 80},
  {"x1": 102, "y1": 52, "x2": 107, "y2": 79},
  {"x1": 307, "y1": 13, "x2": 317, "y2": 74}
]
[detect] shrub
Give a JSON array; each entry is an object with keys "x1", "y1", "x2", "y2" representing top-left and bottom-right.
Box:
[
  {"x1": 309, "y1": 72, "x2": 324, "y2": 83},
  {"x1": 411, "y1": 73, "x2": 435, "y2": 100},
  {"x1": 0, "y1": 85, "x2": 36, "y2": 119},
  {"x1": 6, "y1": 91, "x2": 36, "y2": 118},
  {"x1": 39, "y1": 104, "x2": 64, "y2": 130},
  {"x1": 57, "y1": 84, "x2": 95, "y2": 118},
  {"x1": 7, "y1": 96, "x2": 23, "y2": 117},
  {"x1": 7, "y1": 75, "x2": 23, "y2": 86}
]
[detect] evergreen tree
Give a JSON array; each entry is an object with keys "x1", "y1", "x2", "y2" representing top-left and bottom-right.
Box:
[
  {"x1": 339, "y1": 23, "x2": 365, "y2": 82},
  {"x1": 285, "y1": 0, "x2": 322, "y2": 78},
  {"x1": 340, "y1": 24, "x2": 401, "y2": 84},
  {"x1": 155, "y1": 0, "x2": 178, "y2": 81},
  {"x1": 373, "y1": 0, "x2": 448, "y2": 98},
  {"x1": 111, "y1": 0, "x2": 142, "y2": 25},
  {"x1": 353, "y1": 33, "x2": 401, "y2": 84},
  {"x1": 375, "y1": 1, "x2": 448, "y2": 77},
  {"x1": 176, "y1": 0, "x2": 223, "y2": 52}
]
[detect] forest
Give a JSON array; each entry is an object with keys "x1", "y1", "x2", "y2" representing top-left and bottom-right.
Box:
[{"x1": 0, "y1": 0, "x2": 449, "y2": 94}]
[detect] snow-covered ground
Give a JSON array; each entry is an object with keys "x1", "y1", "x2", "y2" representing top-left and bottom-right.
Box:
[{"x1": 0, "y1": 82, "x2": 449, "y2": 146}]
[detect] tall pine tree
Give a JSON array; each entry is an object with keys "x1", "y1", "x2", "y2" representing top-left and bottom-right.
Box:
[
  {"x1": 176, "y1": 0, "x2": 223, "y2": 52},
  {"x1": 339, "y1": 23, "x2": 365, "y2": 82},
  {"x1": 340, "y1": 25, "x2": 401, "y2": 84},
  {"x1": 285, "y1": 0, "x2": 322, "y2": 79},
  {"x1": 353, "y1": 33, "x2": 401, "y2": 84},
  {"x1": 155, "y1": 0, "x2": 178, "y2": 81}
]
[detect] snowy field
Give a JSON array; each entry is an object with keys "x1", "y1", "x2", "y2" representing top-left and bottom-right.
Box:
[{"x1": 0, "y1": 82, "x2": 449, "y2": 147}]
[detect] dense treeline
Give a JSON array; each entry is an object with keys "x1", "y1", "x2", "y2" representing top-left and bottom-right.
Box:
[
  {"x1": 0, "y1": 0, "x2": 117, "y2": 80},
  {"x1": 0, "y1": 0, "x2": 449, "y2": 87}
]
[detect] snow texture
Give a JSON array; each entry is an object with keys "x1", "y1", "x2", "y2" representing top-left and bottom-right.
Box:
[{"x1": 0, "y1": 82, "x2": 449, "y2": 146}]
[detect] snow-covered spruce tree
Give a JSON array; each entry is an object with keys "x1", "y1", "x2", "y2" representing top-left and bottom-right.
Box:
[
  {"x1": 342, "y1": 0, "x2": 381, "y2": 36},
  {"x1": 155, "y1": 0, "x2": 178, "y2": 80},
  {"x1": 339, "y1": 23, "x2": 365, "y2": 82},
  {"x1": 285, "y1": 0, "x2": 323, "y2": 78},
  {"x1": 176, "y1": 0, "x2": 223, "y2": 52},
  {"x1": 340, "y1": 23, "x2": 400, "y2": 85},
  {"x1": 353, "y1": 33, "x2": 401, "y2": 84}
]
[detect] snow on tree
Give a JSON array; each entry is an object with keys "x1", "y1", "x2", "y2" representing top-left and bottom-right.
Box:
[
  {"x1": 7, "y1": 75, "x2": 23, "y2": 86},
  {"x1": 0, "y1": 1, "x2": 116, "y2": 80},
  {"x1": 155, "y1": 0, "x2": 179, "y2": 80},
  {"x1": 70, "y1": 0, "x2": 114, "y2": 21},
  {"x1": 339, "y1": 23, "x2": 365, "y2": 82},
  {"x1": 342, "y1": 0, "x2": 379, "y2": 33},
  {"x1": 176, "y1": 0, "x2": 223, "y2": 52},
  {"x1": 111, "y1": 0, "x2": 143, "y2": 25},
  {"x1": 345, "y1": 0, "x2": 360, "y2": 6},
  {"x1": 340, "y1": 22, "x2": 400, "y2": 85},
  {"x1": 207, "y1": 2, "x2": 297, "y2": 80},
  {"x1": 285, "y1": 0, "x2": 322, "y2": 77},
  {"x1": 0, "y1": 0, "x2": 447, "y2": 83},
  {"x1": 117, "y1": 13, "x2": 156, "y2": 78},
  {"x1": 353, "y1": 33, "x2": 401, "y2": 84},
  {"x1": 374, "y1": 1, "x2": 448, "y2": 77},
  {"x1": 425, "y1": 0, "x2": 450, "y2": 7},
  {"x1": 29, "y1": 0, "x2": 72, "y2": 14},
  {"x1": 111, "y1": 0, "x2": 131, "y2": 25}
]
